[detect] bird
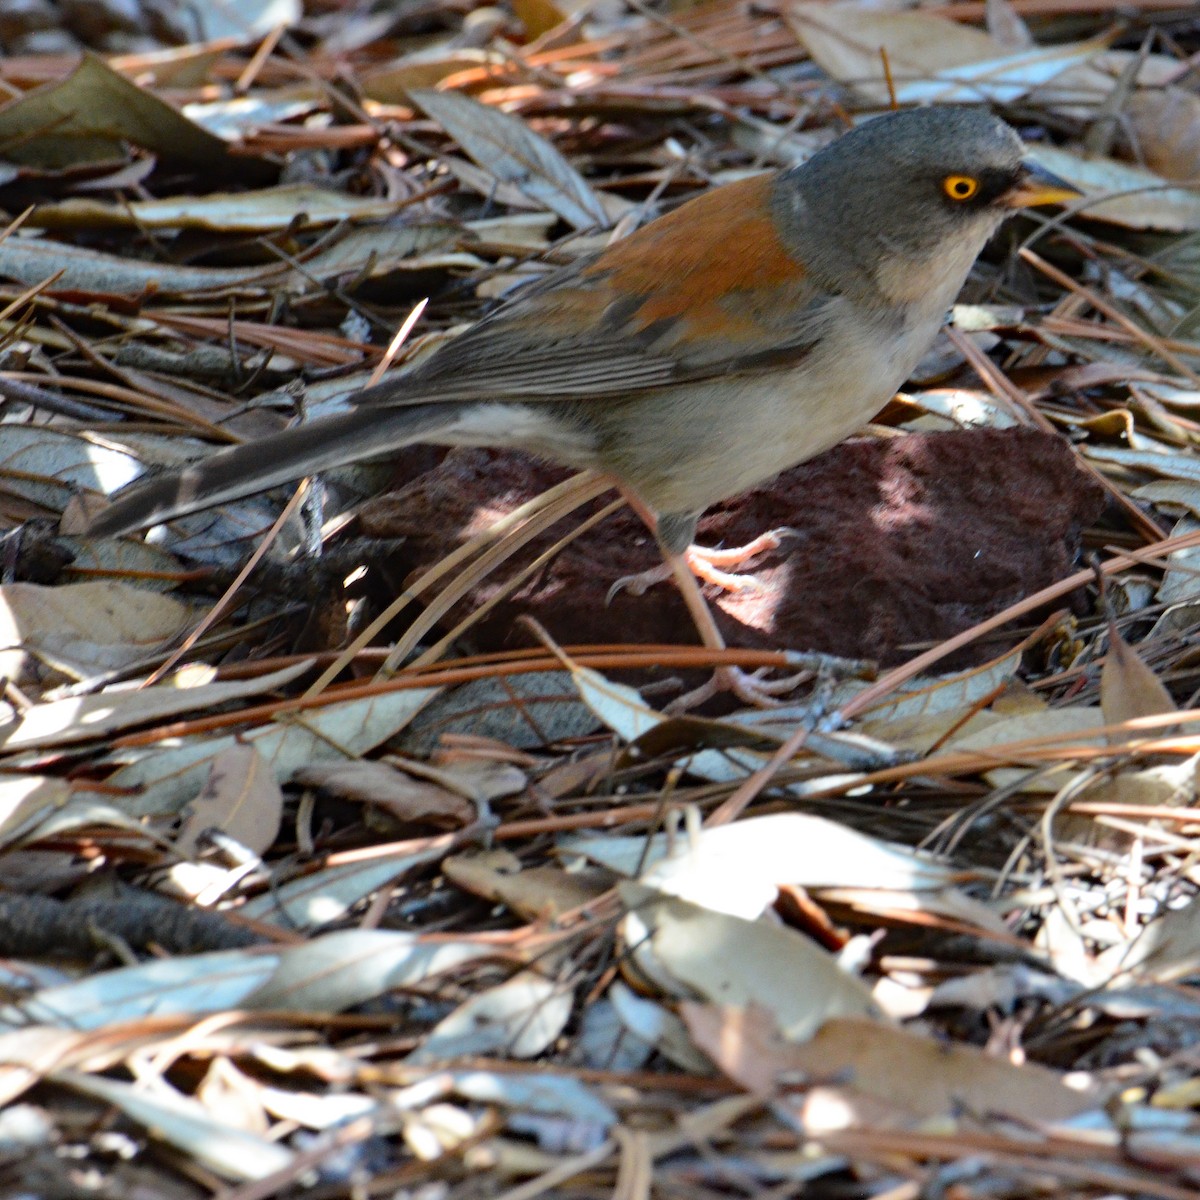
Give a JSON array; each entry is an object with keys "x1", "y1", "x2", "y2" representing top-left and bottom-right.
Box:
[{"x1": 87, "y1": 106, "x2": 1078, "y2": 703}]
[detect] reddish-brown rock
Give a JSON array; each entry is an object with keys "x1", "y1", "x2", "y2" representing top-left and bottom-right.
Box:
[{"x1": 357, "y1": 428, "x2": 1105, "y2": 665}]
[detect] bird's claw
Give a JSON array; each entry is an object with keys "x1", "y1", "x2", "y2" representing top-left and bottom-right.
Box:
[
  {"x1": 607, "y1": 527, "x2": 794, "y2": 605},
  {"x1": 666, "y1": 664, "x2": 814, "y2": 713},
  {"x1": 606, "y1": 562, "x2": 672, "y2": 604}
]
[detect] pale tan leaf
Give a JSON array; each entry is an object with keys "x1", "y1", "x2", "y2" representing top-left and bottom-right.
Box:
[
  {"x1": 1100, "y1": 894, "x2": 1200, "y2": 983},
  {"x1": 985, "y1": 0, "x2": 1033, "y2": 50},
  {"x1": 94, "y1": 684, "x2": 441, "y2": 819},
  {"x1": 194, "y1": 1059, "x2": 269, "y2": 1136},
  {"x1": 0, "y1": 426, "x2": 144, "y2": 513},
  {"x1": 176, "y1": 742, "x2": 284, "y2": 857},
  {"x1": 0, "y1": 775, "x2": 70, "y2": 846},
  {"x1": 1087, "y1": 445, "x2": 1200, "y2": 483},
  {"x1": 946, "y1": 705, "x2": 1106, "y2": 754},
  {"x1": 0, "y1": 1027, "x2": 92, "y2": 1107},
  {"x1": 607, "y1": 981, "x2": 713, "y2": 1073},
  {"x1": 789, "y1": 3, "x2": 1100, "y2": 106},
  {"x1": 55, "y1": 1071, "x2": 294, "y2": 1182},
  {"x1": 1126, "y1": 87, "x2": 1200, "y2": 181},
  {"x1": 0, "y1": 794, "x2": 148, "y2": 852},
  {"x1": 241, "y1": 845, "x2": 451, "y2": 928},
  {"x1": 409, "y1": 971, "x2": 573, "y2": 1062},
  {"x1": 362, "y1": 50, "x2": 508, "y2": 100},
  {"x1": 444, "y1": 850, "x2": 613, "y2": 920},
  {"x1": 30, "y1": 184, "x2": 410, "y2": 234},
  {"x1": 1060, "y1": 755, "x2": 1200, "y2": 848},
  {"x1": 245, "y1": 929, "x2": 492, "y2": 1011},
  {"x1": 293, "y1": 759, "x2": 474, "y2": 828},
  {"x1": 1131, "y1": 480, "x2": 1200, "y2": 519},
  {"x1": 945, "y1": 706, "x2": 1109, "y2": 791},
  {"x1": 632, "y1": 812, "x2": 953, "y2": 919},
  {"x1": 847, "y1": 649, "x2": 1023, "y2": 724},
  {"x1": 187, "y1": 0, "x2": 300, "y2": 40},
  {"x1": 815, "y1": 886, "x2": 1011, "y2": 940},
  {"x1": 1100, "y1": 622, "x2": 1176, "y2": 731},
  {"x1": 0, "y1": 580, "x2": 193, "y2": 683},
  {"x1": 1028, "y1": 145, "x2": 1200, "y2": 231},
  {"x1": 790, "y1": 2, "x2": 1000, "y2": 101},
  {"x1": 411, "y1": 88, "x2": 610, "y2": 230},
  {"x1": 620, "y1": 886, "x2": 877, "y2": 1042},
  {"x1": 0, "y1": 661, "x2": 312, "y2": 753},
  {"x1": 0, "y1": 949, "x2": 280, "y2": 1031},
  {"x1": 467, "y1": 213, "x2": 558, "y2": 252},
  {"x1": 0, "y1": 234, "x2": 272, "y2": 298},
  {"x1": 684, "y1": 1009, "x2": 1098, "y2": 1123},
  {"x1": 393, "y1": 755, "x2": 527, "y2": 804},
  {"x1": 1156, "y1": 517, "x2": 1200, "y2": 607}
]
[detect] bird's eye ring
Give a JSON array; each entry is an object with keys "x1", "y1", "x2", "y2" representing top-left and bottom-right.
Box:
[{"x1": 943, "y1": 174, "x2": 979, "y2": 201}]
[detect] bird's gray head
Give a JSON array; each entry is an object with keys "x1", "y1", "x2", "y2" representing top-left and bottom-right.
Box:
[{"x1": 774, "y1": 107, "x2": 1076, "y2": 303}]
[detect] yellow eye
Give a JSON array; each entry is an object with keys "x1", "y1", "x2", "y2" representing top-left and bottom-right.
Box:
[{"x1": 943, "y1": 174, "x2": 979, "y2": 201}]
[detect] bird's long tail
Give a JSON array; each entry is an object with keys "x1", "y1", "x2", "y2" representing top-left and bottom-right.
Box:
[{"x1": 86, "y1": 402, "x2": 456, "y2": 538}]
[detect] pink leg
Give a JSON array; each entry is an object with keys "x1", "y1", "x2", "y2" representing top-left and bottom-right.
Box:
[
  {"x1": 602, "y1": 490, "x2": 806, "y2": 707},
  {"x1": 608, "y1": 526, "x2": 794, "y2": 601},
  {"x1": 660, "y1": 547, "x2": 812, "y2": 711}
]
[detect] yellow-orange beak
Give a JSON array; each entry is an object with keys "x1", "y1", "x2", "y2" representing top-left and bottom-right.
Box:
[{"x1": 1001, "y1": 159, "x2": 1083, "y2": 208}]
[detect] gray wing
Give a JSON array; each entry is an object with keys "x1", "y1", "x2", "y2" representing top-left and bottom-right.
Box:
[{"x1": 350, "y1": 259, "x2": 835, "y2": 409}]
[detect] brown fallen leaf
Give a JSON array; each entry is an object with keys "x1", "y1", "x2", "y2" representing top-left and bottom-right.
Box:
[
  {"x1": 0, "y1": 53, "x2": 269, "y2": 180},
  {"x1": 1126, "y1": 87, "x2": 1200, "y2": 181},
  {"x1": 444, "y1": 849, "x2": 614, "y2": 920},
  {"x1": 176, "y1": 742, "x2": 283, "y2": 858},
  {"x1": 681, "y1": 1005, "x2": 1101, "y2": 1124},
  {"x1": 1100, "y1": 620, "x2": 1176, "y2": 735},
  {"x1": 293, "y1": 759, "x2": 475, "y2": 828}
]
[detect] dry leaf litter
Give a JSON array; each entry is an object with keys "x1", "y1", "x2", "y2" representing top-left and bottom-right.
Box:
[{"x1": 2, "y1": 1, "x2": 1200, "y2": 1197}]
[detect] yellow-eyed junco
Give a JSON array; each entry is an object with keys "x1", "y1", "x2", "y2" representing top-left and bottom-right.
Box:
[{"x1": 87, "y1": 106, "x2": 1077, "y2": 698}]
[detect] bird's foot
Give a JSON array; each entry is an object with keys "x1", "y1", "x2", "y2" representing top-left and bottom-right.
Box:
[
  {"x1": 606, "y1": 527, "x2": 794, "y2": 603},
  {"x1": 689, "y1": 526, "x2": 795, "y2": 567},
  {"x1": 667, "y1": 664, "x2": 813, "y2": 713}
]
